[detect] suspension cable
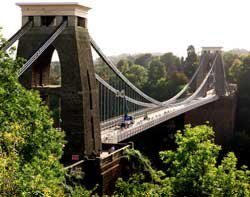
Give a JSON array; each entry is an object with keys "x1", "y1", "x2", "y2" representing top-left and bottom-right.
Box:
[
  {"x1": 0, "y1": 20, "x2": 33, "y2": 52},
  {"x1": 95, "y1": 74, "x2": 157, "y2": 108},
  {"x1": 18, "y1": 21, "x2": 67, "y2": 77},
  {"x1": 172, "y1": 54, "x2": 218, "y2": 106},
  {"x1": 90, "y1": 37, "x2": 164, "y2": 106},
  {"x1": 91, "y1": 36, "x2": 208, "y2": 107},
  {"x1": 163, "y1": 53, "x2": 210, "y2": 105}
]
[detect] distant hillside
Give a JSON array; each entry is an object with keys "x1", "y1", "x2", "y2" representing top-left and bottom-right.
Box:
[
  {"x1": 226, "y1": 48, "x2": 249, "y2": 56},
  {"x1": 94, "y1": 52, "x2": 164, "y2": 65}
]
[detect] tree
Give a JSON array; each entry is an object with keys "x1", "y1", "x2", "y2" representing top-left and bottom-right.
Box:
[
  {"x1": 160, "y1": 125, "x2": 220, "y2": 196},
  {"x1": 142, "y1": 57, "x2": 167, "y2": 99},
  {"x1": 115, "y1": 125, "x2": 250, "y2": 196},
  {"x1": 95, "y1": 60, "x2": 115, "y2": 81},
  {"x1": 184, "y1": 45, "x2": 198, "y2": 78},
  {"x1": 160, "y1": 125, "x2": 250, "y2": 196},
  {"x1": 123, "y1": 64, "x2": 148, "y2": 89},
  {"x1": 169, "y1": 72, "x2": 188, "y2": 85},
  {"x1": 228, "y1": 58, "x2": 243, "y2": 83},
  {"x1": 0, "y1": 50, "x2": 66, "y2": 196},
  {"x1": 213, "y1": 153, "x2": 250, "y2": 196},
  {"x1": 134, "y1": 53, "x2": 153, "y2": 68},
  {"x1": 223, "y1": 52, "x2": 240, "y2": 70},
  {"x1": 148, "y1": 57, "x2": 166, "y2": 83},
  {"x1": 153, "y1": 77, "x2": 170, "y2": 101},
  {"x1": 117, "y1": 58, "x2": 132, "y2": 74},
  {"x1": 160, "y1": 52, "x2": 181, "y2": 75},
  {"x1": 114, "y1": 149, "x2": 171, "y2": 196}
]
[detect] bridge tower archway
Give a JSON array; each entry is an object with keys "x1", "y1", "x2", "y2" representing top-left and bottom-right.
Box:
[{"x1": 16, "y1": 3, "x2": 101, "y2": 164}]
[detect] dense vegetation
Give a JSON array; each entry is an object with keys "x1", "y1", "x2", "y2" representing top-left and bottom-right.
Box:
[
  {"x1": 114, "y1": 125, "x2": 250, "y2": 196},
  {"x1": 95, "y1": 45, "x2": 198, "y2": 101},
  {"x1": 0, "y1": 48, "x2": 65, "y2": 196}
]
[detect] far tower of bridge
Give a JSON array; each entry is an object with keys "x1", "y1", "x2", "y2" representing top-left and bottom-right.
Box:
[
  {"x1": 16, "y1": 2, "x2": 102, "y2": 164},
  {"x1": 197, "y1": 46, "x2": 226, "y2": 96}
]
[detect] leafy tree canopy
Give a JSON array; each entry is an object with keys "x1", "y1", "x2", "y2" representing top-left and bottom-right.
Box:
[
  {"x1": 115, "y1": 125, "x2": 250, "y2": 196},
  {"x1": 134, "y1": 53, "x2": 153, "y2": 68},
  {"x1": 0, "y1": 44, "x2": 66, "y2": 196},
  {"x1": 184, "y1": 45, "x2": 198, "y2": 78},
  {"x1": 148, "y1": 57, "x2": 166, "y2": 83}
]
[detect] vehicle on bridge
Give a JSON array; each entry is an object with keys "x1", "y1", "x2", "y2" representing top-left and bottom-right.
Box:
[{"x1": 121, "y1": 113, "x2": 134, "y2": 129}]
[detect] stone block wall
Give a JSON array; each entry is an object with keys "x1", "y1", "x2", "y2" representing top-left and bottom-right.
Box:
[{"x1": 185, "y1": 94, "x2": 237, "y2": 144}]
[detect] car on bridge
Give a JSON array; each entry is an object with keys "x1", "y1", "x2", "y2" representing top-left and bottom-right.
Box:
[{"x1": 120, "y1": 113, "x2": 134, "y2": 129}]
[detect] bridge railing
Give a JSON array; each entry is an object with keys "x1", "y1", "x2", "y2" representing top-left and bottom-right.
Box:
[
  {"x1": 115, "y1": 94, "x2": 219, "y2": 142},
  {"x1": 63, "y1": 143, "x2": 132, "y2": 171},
  {"x1": 64, "y1": 160, "x2": 86, "y2": 170},
  {"x1": 98, "y1": 143, "x2": 132, "y2": 166}
]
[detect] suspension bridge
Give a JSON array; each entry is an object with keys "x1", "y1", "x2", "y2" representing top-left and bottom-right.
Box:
[
  {"x1": 0, "y1": 2, "x2": 229, "y2": 157},
  {"x1": 0, "y1": 2, "x2": 236, "y2": 194}
]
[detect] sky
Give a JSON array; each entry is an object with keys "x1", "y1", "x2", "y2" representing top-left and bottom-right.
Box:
[{"x1": 1, "y1": 0, "x2": 250, "y2": 57}]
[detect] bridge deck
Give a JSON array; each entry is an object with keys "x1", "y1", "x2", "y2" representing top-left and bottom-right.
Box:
[{"x1": 101, "y1": 94, "x2": 219, "y2": 143}]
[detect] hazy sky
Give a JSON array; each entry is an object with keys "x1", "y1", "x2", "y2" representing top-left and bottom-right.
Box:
[{"x1": 1, "y1": 0, "x2": 250, "y2": 57}]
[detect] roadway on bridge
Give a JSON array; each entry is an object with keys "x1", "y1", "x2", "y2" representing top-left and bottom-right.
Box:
[{"x1": 101, "y1": 93, "x2": 219, "y2": 143}]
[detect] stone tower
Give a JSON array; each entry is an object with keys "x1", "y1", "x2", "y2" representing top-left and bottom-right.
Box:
[
  {"x1": 16, "y1": 2, "x2": 101, "y2": 164},
  {"x1": 197, "y1": 47, "x2": 226, "y2": 97}
]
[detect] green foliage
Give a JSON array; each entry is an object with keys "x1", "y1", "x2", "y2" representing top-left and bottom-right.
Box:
[
  {"x1": 122, "y1": 64, "x2": 148, "y2": 89},
  {"x1": 125, "y1": 149, "x2": 164, "y2": 182},
  {"x1": 160, "y1": 125, "x2": 250, "y2": 196},
  {"x1": 117, "y1": 59, "x2": 132, "y2": 74},
  {"x1": 184, "y1": 45, "x2": 198, "y2": 78},
  {"x1": 0, "y1": 49, "x2": 66, "y2": 196},
  {"x1": 148, "y1": 57, "x2": 166, "y2": 83},
  {"x1": 114, "y1": 149, "x2": 172, "y2": 196},
  {"x1": 114, "y1": 174, "x2": 167, "y2": 197},
  {"x1": 115, "y1": 125, "x2": 250, "y2": 196},
  {"x1": 213, "y1": 153, "x2": 250, "y2": 196},
  {"x1": 160, "y1": 125, "x2": 220, "y2": 196},
  {"x1": 228, "y1": 58, "x2": 243, "y2": 82},
  {"x1": 134, "y1": 53, "x2": 152, "y2": 68},
  {"x1": 160, "y1": 52, "x2": 181, "y2": 74},
  {"x1": 64, "y1": 168, "x2": 94, "y2": 197},
  {"x1": 94, "y1": 49, "x2": 188, "y2": 102},
  {"x1": 67, "y1": 185, "x2": 92, "y2": 197},
  {"x1": 95, "y1": 60, "x2": 116, "y2": 81},
  {"x1": 223, "y1": 52, "x2": 240, "y2": 73},
  {"x1": 113, "y1": 51, "x2": 188, "y2": 102}
]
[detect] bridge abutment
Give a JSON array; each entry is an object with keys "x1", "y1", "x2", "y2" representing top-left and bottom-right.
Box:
[{"x1": 184, "y1": 94, "x2": 237, "y2": 144}]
